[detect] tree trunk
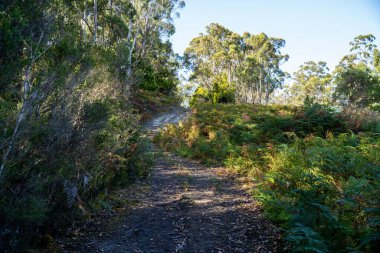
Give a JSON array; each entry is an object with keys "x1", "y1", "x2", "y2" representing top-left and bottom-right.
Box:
[
  {"x1": 127, "y1": 19, "x2": 132, "y2": 42},
  {"x1": 109, "y1": 0, "x2": 113, "y2": 16},
  {"x1": 139, "y1": 20, "x2": 150, "y2": 59},
  {"x1": 258, "y1": 69, "x2": 263, "y2": 104},
  {"x1": 228, "y1": 67, "x2": 231, "y2": 86},
  {"x1": 265, "y1": 86, "x2": 270, "y2": 105},
  {"x1": 109, "y1": 0, "x2": 113, "y2": 45},
  {"x1": 83, "y1": 3, "x2": 87, "y2": 42},
  {"x1": 126, "y1": 30, "x2": 138, "y2": 80},
  {"x1": 0, "y1": 64, "x2": 33, "y2": 178},
  {"x1": 93, "y1": 0, "x2": 98, "y2": 44}
]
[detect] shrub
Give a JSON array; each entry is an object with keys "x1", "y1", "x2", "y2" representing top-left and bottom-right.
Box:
[
  {"x1": 0, "y1": 48, "x2": 153, "y2": 252},
  {"x1": 257, "y1": 135, "x2": 380, "y2": 251},
  {"x1": 156, "y1": 103, "x2": 380, "y2": 252}
]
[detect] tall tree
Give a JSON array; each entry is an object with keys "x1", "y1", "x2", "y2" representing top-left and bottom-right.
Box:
[
  {"x1": 333, "y1": 34, "x2": 380, "y2": 108},
  {"x1": 185, "y1": 24, "x2": 288, "y2": 104},
  {"x1": 0, "y1": 0, "x2": 185, "y2": 250},
  {"x1": 287, "y1": 61, "x2": 333, "y2": 106}
]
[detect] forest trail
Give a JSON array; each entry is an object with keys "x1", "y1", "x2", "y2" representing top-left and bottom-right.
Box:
[{"x1": 62, "y1": 108, "x2": 281, "y2": 253}]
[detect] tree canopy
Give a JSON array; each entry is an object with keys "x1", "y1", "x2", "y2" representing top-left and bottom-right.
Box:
[
  {"x1": 287, "y1": 61, "x2": 332, "y2": 105},
  {"x1": 334, "y1": 34, "x2": 380, "y2": 108},
  {"x1": 184, "y1": 23, "x2": 288, "y2": 105}
]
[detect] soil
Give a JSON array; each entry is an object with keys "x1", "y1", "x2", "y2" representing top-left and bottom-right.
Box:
[{"x1": 60, "y1": 108, "x2": 282, "y2": 253}]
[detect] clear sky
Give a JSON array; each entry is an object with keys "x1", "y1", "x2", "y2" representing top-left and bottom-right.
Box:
[{"x1": 170, "y1": 0, "x2": 380, "y2": 74}]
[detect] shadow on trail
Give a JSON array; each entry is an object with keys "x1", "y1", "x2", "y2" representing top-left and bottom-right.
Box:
[{"x1": 62, "y1": 107, "x2": 281, "y2": 253}]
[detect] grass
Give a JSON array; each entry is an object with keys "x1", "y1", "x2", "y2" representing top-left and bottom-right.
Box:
[{"x1": 155, "y1": 103, "x2": 380, "y2": 252}]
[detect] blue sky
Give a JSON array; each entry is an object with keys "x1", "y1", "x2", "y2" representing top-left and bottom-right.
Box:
[{"x1": 170, "y1": 0, "x2": 380, "y2": 74}]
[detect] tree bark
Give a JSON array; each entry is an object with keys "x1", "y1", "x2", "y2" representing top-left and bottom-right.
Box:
[
  {"x1": 258, "y1": 68, "x2": 263, "y2": 104},
  {"x1": 109, "y1": 0, "x2": 113, "y2": 44},
  {"x1": 83, "y1": 3, "x2": 88, "y2": 42},
  {"x1": 93, "y1": 0, "x2": 98, "y2": 44},
  {"x1": 126, "y1": 29, "x2": 138, "y2": 79},
  {"x1": 0, "y1": 28, "x2": 50, "y2": 178},
  {"x1": 127, "y1": 19, "x2": 132, "y2": 42},
  {"x1": 0, "y1": 64, "x2": 33, "y2": 178}
]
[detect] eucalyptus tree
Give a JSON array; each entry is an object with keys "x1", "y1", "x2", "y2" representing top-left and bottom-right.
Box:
[
  {"x1": 0, "y1": 0, "x2": 185, "y2": 177},
  {"x1": 1, "y1": 1, "x2": 184, "y2": 249},
  {"x1": 184, "y1": 23, "x2": 242, "y2": 103},
  {"x1": 333, "y1": 34, "x2": 380, "y2": 108},
  {"x1": 185, "y1": 23, "x2": 288, "y2": 104},
  {"x1": 238, "y1": 33, "x2": 288, "y2": 104},
  {"x1": 108, "y1": 0, "x2": 184, "y2": 81},
  {"x1": 287, "y1": 61, "x2": 333, "y2": 106}
]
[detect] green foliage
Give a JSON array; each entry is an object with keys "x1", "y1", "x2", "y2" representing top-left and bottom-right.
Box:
[
  {"x1": 287, "y1": 61, "x2": 333, "y2": 106},
  {"x1": 83, "y1": 100, "x2": 112, "y2": 124},
  {"x1": 296, "y1": 104, "x2": 347, "y2": 136},
  {"x1": 280, "y1": 34, "x2": 380, "y2": 110},
  {"x1": 0, "y1": 47, "x2": 153, "y2": 252},
  {"x1": 156, "y1": 103, "x2": 380, "y2": 252},
  {"x1": 0, "y1": 0, "x2": 49, "y2": 89},
  {"x1": 258, "y1": 135, "x2": 380, "y2": 251},
  {"x1": 334, "y1": 63, "x2": 380, "y2": 107},
  {"x1": 190, "y1": 74, "x2": 235, "y2": 105},
  {"x1": 333, "y1": 34, "x2": 380, "y2": 108},
  {"x1": 209, "y1": 74, "x2": 235, "y2": 103},
  {"x1": 136, "y1": 59, "x2": 179, "y2": 94},
  {"x1": 185, "y1": 23, "x2": 288, "y2": 105},
  {"x1": 285, "y1": 224, "x2": 329, "y2": 253},
  {"x1": 1, "y1": 0, "x2": 183, "y2": 250}
]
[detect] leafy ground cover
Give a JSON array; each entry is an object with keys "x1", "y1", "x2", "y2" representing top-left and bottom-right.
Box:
[{"x1": 155, "y1": 103, "x2": 380, "y2": 252}]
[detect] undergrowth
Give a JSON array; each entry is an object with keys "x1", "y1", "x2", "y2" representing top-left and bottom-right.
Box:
[
  {"x1": 0, "y1": 47, "x2": 156, "y2": 252},
  {"x1": 155, "y1": 103, "x2": 380, "y2": 252}
]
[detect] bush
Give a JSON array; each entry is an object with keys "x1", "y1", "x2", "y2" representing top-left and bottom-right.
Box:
[
  {"x1": 190, "y1": 74, "x2": 235, "y2": 105},
  {"x1": 340, "y1": 106, "x2": 380, "y2": 133},
  {"x1": 0, "y1": 48, "x2": 152, "y2": 252},
  {"x1": 257, "y1": 135, "x2": 380, "y2": 251},
  {"x1": 156, "y1": 103, "x2": 380, "y2": 252}
]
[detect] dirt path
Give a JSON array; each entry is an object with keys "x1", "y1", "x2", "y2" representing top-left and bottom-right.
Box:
[{"x1": 61, "y1": 108, "x2": 281, "y2": 253}]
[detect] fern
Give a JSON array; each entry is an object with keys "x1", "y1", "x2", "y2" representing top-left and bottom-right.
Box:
[{"x1": 286, "y1": 223, "x2": 328, "y2": 253}]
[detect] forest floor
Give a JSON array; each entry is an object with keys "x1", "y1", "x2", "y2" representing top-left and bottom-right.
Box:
[{"x1": 60, "y1": 108, "x2": 281, "y2": 253}]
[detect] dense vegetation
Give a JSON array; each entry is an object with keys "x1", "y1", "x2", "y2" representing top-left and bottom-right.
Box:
[
  {"x1": 184, "y1": 24, "x2": 380, "y2": 109},
  {"x1": 156, "y1": 25, "x2": 380, "y2": 252},
  {"x1": 156, "y1": 103, "x2": 380, "y2": 252},
  {"x1": 2, "y1": 1, "x2": 380, "y2": 252},
  {"x1": 185, "y1": 23, "x2": 288, "y2": 105},
  {"x1": 0, "y1": 0, "x2": 183, "y2": 251},
  {"x1": 284, "y1": 34, "x2": 380, "y2": 109}
]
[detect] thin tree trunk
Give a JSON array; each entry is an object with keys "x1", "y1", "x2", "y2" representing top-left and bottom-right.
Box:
[
  {"x1": 0, "y1": 28, "x2": 51, "y2": 178},
  {"x1": 265, "y1": 87, "x2": 270, "y2": 105},
  {"x1": 228, "y1": 67, "x2": 231, "y2": 86},
  {"x1": 139, "y1": 22, "x2": 150, "y2": 59},
  {"x1": 259, "y1": 69, "x2": 263, "y2": 104},
  {"x1": 126, "y1": 30, "x2": 138, "y2": 79},
  {"x1": 83, "y1": 3, "x2": 87, "y2": 42},
  {"x1": 0, "y1": 64, "x2": 33, "y2": 177},
  {"x1": 127, "y1": 19, "x2": 132, "y2": 42},
  {"x1": 93, "y1": 0, "x2": 98, "y2": 44},
  {"x1": 109, "y1": 0, "x2": 113, "y2": 45}
]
